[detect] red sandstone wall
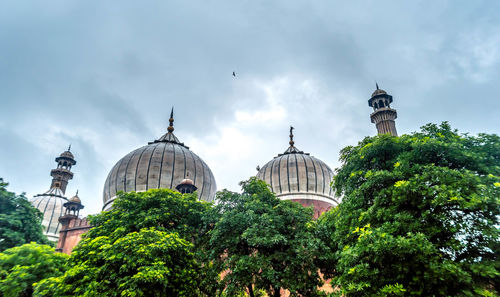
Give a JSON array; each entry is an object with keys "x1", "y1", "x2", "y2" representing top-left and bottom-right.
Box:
[
  {"x1": 60, "y1": 228, "x2": 88, "y2": 254},
  {"x1": 290, "y1": 199, "x2": 333, "y2": 219},
  {"x1": 57, "y1": 217, "x2": 91, "y2": 254}
]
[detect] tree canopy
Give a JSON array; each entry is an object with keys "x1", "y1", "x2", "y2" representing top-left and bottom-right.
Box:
[
  {"x1": 0, "y1": 242, "x2": 68, "y2": 297},
  {"x1": 210, "y1": 178, "x2": 324, "y2": 297},
  {"x1": 84, "y1": 188, "x2": 214, "y2": 244},
  {"x1": 33, "y1": 189, "x2": 216, "y2": 297},
  {"x1": 34, "y1": 228, "x2": 199, "y2": 297},
  {"x1": 0, "y1": 178, "x2": 50, "y2": 252},
  {"x1": 318, "y1": 122, "x2": 499, "y2": 296}
]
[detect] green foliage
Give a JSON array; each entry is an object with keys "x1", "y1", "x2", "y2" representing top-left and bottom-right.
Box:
[
  {"x1": 84, "y1": 189, "x2": 214, "y2": 244},
  {"x1": 33, "y1": 189, "x2": 216, "y2": 297},
  {"x1": 210, "y1": 177, "x2": 323, "y2": 297},
  {"x1": 34, "y1": 228, "x2": 199, "y2": 297},
  {"x1": 319, "y1": 122, "x2": 500, "y2": 296},
  {"x1": 0, "y1": 178, "x2": 50, "y2": 252},
  {"x1": 0, "y1": 242, "x2": 68, "y2": 297}
]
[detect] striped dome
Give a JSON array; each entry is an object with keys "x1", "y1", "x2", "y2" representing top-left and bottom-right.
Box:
[
  {"x1": 257, "y1": 128, "x2": 338, "y2": 207},
  {"x1": 30, "y1": 187, "x2": 67, "y2": 241},
  {"x1": 102, "y1": 113, "x2": 216, "y2": 210}
]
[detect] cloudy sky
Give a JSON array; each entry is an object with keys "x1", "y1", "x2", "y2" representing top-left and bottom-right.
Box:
[{"x1": 1, "y1": 1, "x2": 499, "y2": 215}]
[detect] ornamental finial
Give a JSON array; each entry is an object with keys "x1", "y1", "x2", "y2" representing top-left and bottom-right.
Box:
[
  {"x1": 281, "y1": 125, "x2": 303, "y2": 155},
  {"x1": 68, "y1": 144, "x2": 71, "y2": 151},
  {"x1": 168, "y1": 107, "x2": 174, "y2": 132},
  {"x1": 376, "y1": 82, "x2": 379, "y2": 90}
]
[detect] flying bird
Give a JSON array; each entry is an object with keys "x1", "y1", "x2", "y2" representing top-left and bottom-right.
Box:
[{"x1": 232, "y1": 71, "x2": 236, "y2": 77}]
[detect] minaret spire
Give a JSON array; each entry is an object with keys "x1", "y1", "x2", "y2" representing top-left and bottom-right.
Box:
[
  {"x1": 368, "y1": 85, "x2": 398, "y2": 136},
  {"x1": 289, "y1": 126, "x2": 295, "y2": 147}
]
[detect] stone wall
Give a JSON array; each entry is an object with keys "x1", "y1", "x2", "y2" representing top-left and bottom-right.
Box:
[
  {"x1": 290, "y1": 198, "x2": 333, "y2": 219},
  {"x1": 56, "y1": 216, "x2": 91, "y2": 254}
]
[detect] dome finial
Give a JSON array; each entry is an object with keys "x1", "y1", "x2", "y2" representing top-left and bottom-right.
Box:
[
  {"x1": 376, "y1": 82, "x2": 379, "y2": 90},
  {"x1": 68, "y1": 144, "x2": 71, "y2": 152},
  {"x1": 289, "y1": 126, "x2": 295, "y2": 147},
  {"x1": 168, "y1": 107, "x2": 174, "y2": 132},
  {"x1": 282, "y1": 126, "x2": 303, "y2": 154},
  {"x1": 151, "y1": 107, "x2": 186, "y2": 147}
]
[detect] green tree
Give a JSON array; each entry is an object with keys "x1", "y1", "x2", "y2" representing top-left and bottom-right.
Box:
[
  {"x1": 85, "y1": 188, "x2": 214, "y2": 244},
  {"x1": 0, "y1": 179, "x2": 50, "y2": 252},
  {"x1": 33, "y1": 188, "x2": 217, "y2": 297},
  {"x1": 0, "y1": 242, "x2": 68, "y2": 297},
  {"x1": 318, "y1": 123, "x2": 499, "y2": 296},
  {"x1": 210, "y1": 178, "x2": 324, "y2": 297},
  {"x1": 34, "y1": 228, "x2": 199, "y2": 297}
]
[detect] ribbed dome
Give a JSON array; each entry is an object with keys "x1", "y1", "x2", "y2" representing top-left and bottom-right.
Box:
[
  {"x1": 30, "y1": 187, "x2": 67, "y2": 241},
  {"x1": 257, "y1": 128, "x2": 338, "y2": 207},
  {"x1": 102, "y1": 112, "x2": 216, "y2": 210}
]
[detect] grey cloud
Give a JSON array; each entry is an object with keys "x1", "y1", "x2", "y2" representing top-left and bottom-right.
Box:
[{"x1": 1, "y1": 0, "x2": 499, "y2": 214}]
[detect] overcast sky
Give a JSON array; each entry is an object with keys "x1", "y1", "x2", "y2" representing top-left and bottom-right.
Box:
[{"x1": 1, "y1": 1, "x2": 499, "y2": 215}]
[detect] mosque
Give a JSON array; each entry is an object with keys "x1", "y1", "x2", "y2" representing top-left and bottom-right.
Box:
[{"x1": 29, "y1": 85, "x2": 398, "y2": 254}]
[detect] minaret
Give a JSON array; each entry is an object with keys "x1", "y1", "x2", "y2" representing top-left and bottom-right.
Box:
[
  {"x1": 30, "y1": 147, "x2": 77, "y2": 241},
  {"x1": 368, "y1": 84, "x2": 398, "y2": 136},
  {"x1": 49, "y1": 146, "x2": 77, "y2": 194}
]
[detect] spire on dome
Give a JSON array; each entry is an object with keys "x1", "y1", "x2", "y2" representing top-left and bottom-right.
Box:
[
  {"x1": 283, "y1": 126, "x2": 304, "y2": 155},
  {"x1": 376, "y1": 82, "x2": 379, "y2": 90},
  {"x1": 68, "y1": 144, "x2": 71, "y2": 152},
  {"x1": 168, "y1": 107, "x2": 174, "y2": 133},
  {"x1": 150, "y1": 106, "x2": 188, "y2": 148}
]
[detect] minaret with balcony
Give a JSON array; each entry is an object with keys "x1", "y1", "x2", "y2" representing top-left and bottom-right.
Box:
[
  {"x1": 50, "y1": 146, "x2": 77, "y2": 194},
  {"x1": 368, "y1": 84, "x2": 398, "y2": 136}
]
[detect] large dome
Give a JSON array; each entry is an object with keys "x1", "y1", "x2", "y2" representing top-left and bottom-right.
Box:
[
  {"x1": 30, "y1": 187, "x2": 67, "y2": 241},
  {"x1": 257, "y1": 127, "x2": 338, "y2": 217},
  {"x1": 102, "y1": 112, "x2": 216, "y2": 210}
]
